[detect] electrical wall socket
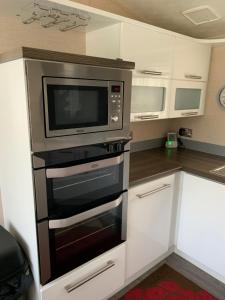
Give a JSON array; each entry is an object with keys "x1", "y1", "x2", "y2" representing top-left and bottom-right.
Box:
[{"x1": 179, "y1": 128, "x2": 192, "y2": 138}]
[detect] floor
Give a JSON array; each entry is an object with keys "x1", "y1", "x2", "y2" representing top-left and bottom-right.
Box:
[
  {"x1": 119, "y1": 264, "x2": 217, "y2": 299},
  {"x1": 110, "y1": 254, "x2": 225, "y2": 300}
]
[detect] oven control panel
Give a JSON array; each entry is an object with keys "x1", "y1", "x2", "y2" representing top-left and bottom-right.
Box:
[{"x1": 109, "y1": 82, "x2": 123, "y2": 127}]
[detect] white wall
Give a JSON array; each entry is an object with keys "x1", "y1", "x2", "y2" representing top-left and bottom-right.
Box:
[{"x1": 0, "y1": 15, "x2": 85, "y2": 55}]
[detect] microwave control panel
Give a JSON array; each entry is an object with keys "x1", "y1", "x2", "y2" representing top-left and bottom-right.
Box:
[{"x1": 109, "y1": 82, "x2": 123, "y2": 126}]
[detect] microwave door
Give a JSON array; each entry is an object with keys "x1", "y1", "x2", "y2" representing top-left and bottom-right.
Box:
[
  {"x1": 43, "y1": 77, "x2": 123, "y2": 138},
  {"x1": 43, "y1": 77, "x2": 110, "y2": 137}
]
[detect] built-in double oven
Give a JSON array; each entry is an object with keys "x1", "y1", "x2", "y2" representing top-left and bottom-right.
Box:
[
  {"x1": 26, "y1": 59, "x2": 133, "y2": 285},
  {"x1": 33, "y1": 141, "x2": 129, "y2": 285}
]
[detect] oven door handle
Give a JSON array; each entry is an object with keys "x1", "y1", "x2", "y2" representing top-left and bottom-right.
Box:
[
  {"x1": 46, "y1": 154, "x2": 124, "y2": 178},
  {"x1": 48, "y1": 195, "x2": 123, "y2": 229}
]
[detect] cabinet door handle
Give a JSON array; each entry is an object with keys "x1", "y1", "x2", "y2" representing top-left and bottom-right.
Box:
[
  {"x1": 141, "y1": 70, "x2": 162, "y2": 76},
  {"x1": 185, "y1": 74, "x2": 202, "y2": 80},
  {"x1": 136, "y1": 184, "x2": 171, "y2": 198},
  {"x1": 181, "y1": 112, "x2": 198, "y2": 116},
  {"x1": 64, "y1": 261, "x2": 115, "y2": 293},
  {"x1": 136, "y1": 115, "x2": 159, "y2": 120}
]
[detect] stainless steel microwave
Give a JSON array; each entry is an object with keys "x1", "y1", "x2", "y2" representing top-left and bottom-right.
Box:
[{"x1": 25, "y1": 60, "x2": 132, "y2": 152}]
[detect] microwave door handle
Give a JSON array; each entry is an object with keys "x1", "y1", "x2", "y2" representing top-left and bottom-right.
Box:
[
  {"x1": 48, "y1": 195, "x2": 123, "y2": 229},
  {"x1": 46, "y1": 154, "x2": 124, "y2": 179}
]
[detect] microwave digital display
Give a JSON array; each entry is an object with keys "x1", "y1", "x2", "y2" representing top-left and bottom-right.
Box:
[{"x1": 111, "y1": 85, "x2": 121, "y2": 93}]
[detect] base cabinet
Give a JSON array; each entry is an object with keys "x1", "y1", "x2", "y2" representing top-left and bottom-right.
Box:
[
  {"x1": 177, "y1": 173, "x2": 225, "y2": 282},
  {"x1": 41, "y1": 244, "x2": 125, "y2": 300},
  {"x1": 126, "y1": 175, "x2": 175, "y2": 279}
]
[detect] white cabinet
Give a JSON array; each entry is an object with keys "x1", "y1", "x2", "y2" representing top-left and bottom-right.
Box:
[
  {"x1": 131, "y1": 77, "x2": 171, "y2": 121},
  {"x1": 41, "y1": 244, "x2": 125, "y2": 300},
  {"x1": 86, "y1": 22, "x2": 211, "y2": 120},
  {"x1": 169, "y1": 80, "x2": 206, "y2": 118},
  {"x1": 172, "y1": 37, "x2": 211, "y2": 82},
  {"x1": 121, "y1": 23, "x2": 174, "y2": 79},
  {"x1": 177, "y1": 173, "x2": 225, "y2": 282},
  {"x1": 126, "y1": 175, "x2": 175, "y2": 279},
  {"x1": 86, "y1": 23, "x2": 174, "y2": 79}
]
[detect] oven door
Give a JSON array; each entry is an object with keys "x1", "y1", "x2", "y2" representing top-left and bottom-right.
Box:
[
  {"x1": 44, "y1": 153, "x2": 125, "y2": 220},
  {"x1": 37, "y1": 192, "x2": 127, "y2": 285},
  {"x1": 43, "y1": 77, "x2": 123, "y2": 137}
]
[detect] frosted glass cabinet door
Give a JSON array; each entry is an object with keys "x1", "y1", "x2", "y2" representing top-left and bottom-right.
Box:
[
  {"x1": 169, "y1": 80, "x2": 206, "y2": 118},
  {"x1": 131, "y1": 78, "x2": 170, "y2": 121}
]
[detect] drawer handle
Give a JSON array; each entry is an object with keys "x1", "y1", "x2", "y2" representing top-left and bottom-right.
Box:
[
  {"x1": 185, "y1": 74, "x2": 202, "y2": 80},
  {"x1": 181, "y1": 112, "x2": 198, "y2": 116},
  {"x1": 136, "y1": 184, "x2": 171, "y2": 198},
  {"x1": 141, "y1": 70, "x2": 162, "y2": 76},
  {"x1": 136, "y1": 115, "x2": 159, "y2": 120},
  {"x1": 64, "y1": 261, "x2": 115, "y2": 293}
]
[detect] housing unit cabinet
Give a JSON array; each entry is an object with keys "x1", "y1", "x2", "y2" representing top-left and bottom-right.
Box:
[
  {"x1": 172, "y1": 37, "x2": 211, "y2": 82},
  {"x1": 126, "y1": 175, "x2": 175, "y2": 279},
  {"x1": 131, "y1": 77, "x2": 171, "y2": 121},
  {"x1": 177, "y1": 173, "x2": 225, "y2": 283},
  {"x1": 41, "y1": 244, "x2": 126, "y2": 300},
  {"x1": 169, "y1": 80, "x2": 207, "y2": 118}
]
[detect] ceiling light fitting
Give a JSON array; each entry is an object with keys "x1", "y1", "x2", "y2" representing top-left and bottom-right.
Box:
[{"x1": 18, "y1": 2, "x2": 90, "y2": 32}]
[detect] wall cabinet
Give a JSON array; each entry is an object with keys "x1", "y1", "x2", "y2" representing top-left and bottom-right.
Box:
[
  {"x1": 177, "y1": 173, "x2": 225, "y2": 283},
  {"x1": 120, "y1": 23, "x2": 174, "y2": 79},
  {"x1": 169, "y1": 80, "x2": 206, "y2": 118},
  {"x1": 86, "y1": 22, "x2": 174, "y2": 79},
  {"x1": 126, "y1": 175, "x2": 175, "y2": 279},
  {"x1": 86, "y1": 22, "x2": 211, "y2": 120},
  {"x1": 41, "y1": 244, "x2": 125, "y2": 300},
  {"x1": 131, "y1": 77, "x2": 170, "y2": 121},
  {"x1": 172, "y1": 37, "x2": 211, "y2": 82}
]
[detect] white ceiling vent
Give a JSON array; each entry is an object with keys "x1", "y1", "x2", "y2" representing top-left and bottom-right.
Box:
[{"x1": 182, "y1": 6, "x2": 221, "y2": 25}]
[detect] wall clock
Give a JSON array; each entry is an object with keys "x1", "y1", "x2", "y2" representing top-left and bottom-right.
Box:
[{"x1": 219, "y1": 87, "x2": 225, "y2": 108}]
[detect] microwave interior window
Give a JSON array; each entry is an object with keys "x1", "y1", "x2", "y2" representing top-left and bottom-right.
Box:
[
  {"x1": 47, "y1": 85, "x2": 108, "y2": 130},
  {"x1": 131, "y1": 86, "x2": 165, "y2": 113}
]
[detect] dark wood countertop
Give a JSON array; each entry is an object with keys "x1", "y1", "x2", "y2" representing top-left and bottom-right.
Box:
[
  {"x1": 130, "y1": 147, "x2": 225, "y2": 186},
  {"x1": 0, "y1": 47, "x2": 135, "y2": 69}
]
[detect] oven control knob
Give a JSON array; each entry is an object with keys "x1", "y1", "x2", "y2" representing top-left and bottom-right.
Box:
[{"x1": 111, "y1": 115, "x2": 119, "y2": 122}]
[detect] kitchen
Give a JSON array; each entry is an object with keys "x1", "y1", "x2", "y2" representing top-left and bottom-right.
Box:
[{"x1": 0, "y1": 0, "x2": 225, "y2": 300}]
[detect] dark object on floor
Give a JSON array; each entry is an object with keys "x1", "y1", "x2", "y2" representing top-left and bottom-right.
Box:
[
  {"x1": 121, "y1": 264, "x2": 217, "y2": 299},
  {"x1": 0, "y1": 226, "x2": 32, "y2": 300}
]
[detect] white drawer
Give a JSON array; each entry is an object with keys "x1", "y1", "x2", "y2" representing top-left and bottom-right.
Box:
[
  {"x1": 129, "y1": 174, "x2": 175, "y2": 198},
  {"x1": 41, "y1": 244, "x2": 125, "y2": 300}
]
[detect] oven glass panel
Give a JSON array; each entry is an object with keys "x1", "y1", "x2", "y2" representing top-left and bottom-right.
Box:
[
  {"x1": 47, "y1": 159, "x2": 124, "y2": 219},
  {"x1": 46, "y1": 85, "x2": 109, "y2": 130},
  {"x1": 50, "y1": 204, "x2": 123, "y2": 279}
]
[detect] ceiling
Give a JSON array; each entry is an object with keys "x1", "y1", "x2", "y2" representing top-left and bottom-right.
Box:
[
  {"x1": 1, "y1": 0, "x2": 225, "y2": 39},
  {"x1": 114, "y1": 0, "x2": 225, "y2": 39}
]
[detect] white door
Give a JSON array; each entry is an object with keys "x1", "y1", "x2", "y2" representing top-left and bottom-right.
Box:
[
  {"x1": 131, "y1": 77, "x2": 171, "y2": 121},
  {"x1": 169, "y1": 80, "x2": 206, "y2": 118},
  {"x1": 177, "y1": 173, "x2": 225, "y2": 283},
  {"x1": 127, "y1": 175, "x2": 175, "y2": 279},
  {"x1": 172, "y1": 37, "x2": 211, "y2": 82},
  {"x1": 121, "y1": 23, "x2": 174, "y2": 79}
]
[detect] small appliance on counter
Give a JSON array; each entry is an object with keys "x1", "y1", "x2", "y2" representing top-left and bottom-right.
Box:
[
  {"x1": 0, "y1": 226, "x2": 32, "y2": 300},
  {"x1": 165, "y1": 132, "x2": 178, "y2": 148}
]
